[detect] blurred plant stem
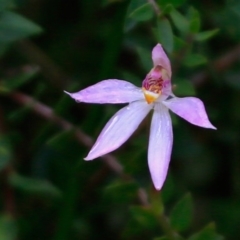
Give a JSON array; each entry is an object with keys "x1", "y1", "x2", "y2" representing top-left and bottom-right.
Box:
[
  {"x1": 157, "y1": 214, "x2": 178, "y2": 240},
  {"x1": 6, "y1": 90, "x2": 179, "y2": 238},
  {"x1": 191, "y1": 44, "x2": 240, "y2": 87}
]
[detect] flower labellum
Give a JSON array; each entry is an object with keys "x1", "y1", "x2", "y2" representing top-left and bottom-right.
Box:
[{"x1": 65, "y1": 44, "x2": 216, "y2": 190}]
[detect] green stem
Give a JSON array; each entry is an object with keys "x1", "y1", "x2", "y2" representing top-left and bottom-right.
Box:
[
  {"x1": 157, "y1": 214, "x2": 178, "y2": 240},
  {"x1": 152, "y1": 193, "x2": 179, "y2": 240}
]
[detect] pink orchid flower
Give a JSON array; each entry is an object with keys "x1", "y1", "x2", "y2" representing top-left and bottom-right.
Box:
[{"x1": 65, "y1": 44, "x2": 216, "y2": 190}]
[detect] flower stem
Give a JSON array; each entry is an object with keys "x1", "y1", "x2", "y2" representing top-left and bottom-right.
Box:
[{"x1": 157, "y1": 214, "x2": 178, "y2": 240}]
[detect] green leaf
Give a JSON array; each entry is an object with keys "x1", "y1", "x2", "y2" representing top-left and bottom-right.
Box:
[
  {"x1": 169, "y1": 9, "x2": 189, "y2": 34},
  {"x1": 0, "y1": 135, "x2": 11, "y2": 171},
  {"x1": 188, "y1": 222, "x2": 224, "y2": 240},
  {"x1": 155, "y1": 18, "x2": 174, "y2": 53},
  {"x1": 0, "y1": 11, "x2": 42, "y2": 42},
  {"x1": 8, "y1": 172, "x2": 61, "y2": 198},
  {"x1": 189, "y1": 18, "x2": 200, "y2": 33},
  {"x1": 194, "y1": 29, "x2": 219, "y2": 41},
  {"x1": 0, "y1": 215, "x2": 17, "y2": 240},
  {"x1": 129, "y1": 3, "x2": 154, "y2": 22},
  {"x1": 136, "y1": 46, "x2": 152, "y2": 71},
  {"x1": 188, "y1": 7, "x2": 201, "y2": 33},
  {"x1": 130, "y1": 206, "x2": 158, "y2": 230},
  {"x1": 124, "y1": 0, "x2": 146, "y2": 31},
  {"x1": 161, "y1": 4, "x2": 174, "y2": 15},
  {"x1": 183, "y1": 54, "x2": 207, "y2": 67},
  {"x1": 103, "y1": 180, "x2": 138, "y2": 204},
  {"x1": 174, "y1": 36, "x2": 187, "y2": 51},
  {"x1": 127, "y1": 0, "x2": 146, "y2": 14},
  {"x1": 173, "y1": 79, "x2": 195, "y2": 95},
  {"x1": 170, "y1": 193, "x2": 193, "y2": 231},
  {"x1": 156, "y1": 0, "x2": 186, "y2": 8}
]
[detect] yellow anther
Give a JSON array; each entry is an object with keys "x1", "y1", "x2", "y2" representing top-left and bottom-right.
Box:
[{"x1": 142, "y1": 88, "x2": 160, "y2": 104}]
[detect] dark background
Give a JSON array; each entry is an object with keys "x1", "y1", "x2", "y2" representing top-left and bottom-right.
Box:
[{"x1": 0, "y1": 0, "x2": 239, "y2": 239}]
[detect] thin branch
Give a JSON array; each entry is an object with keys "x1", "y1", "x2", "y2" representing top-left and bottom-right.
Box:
[
  {"x1": 148, "y1": 0, "x2": 161, "y2": 16},
  {"x1": 9, "y1": 91, "x2": 124, "y2": 173},
  {"x1": 191, "y1": 44, "x2": 240, "y2": 87}
]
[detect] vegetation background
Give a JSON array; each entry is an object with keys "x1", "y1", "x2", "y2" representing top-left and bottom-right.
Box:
[{"x1": 0, "y1": 0, "x2": 239, "y2": 239}]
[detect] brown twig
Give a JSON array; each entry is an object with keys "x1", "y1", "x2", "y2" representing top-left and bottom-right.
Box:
[
  {"x1": 9, "y1": 91, "x2": 123, "y2": 174},
  {"x1": 191, "y1": 44, "x2": 240, "y2": 87}
]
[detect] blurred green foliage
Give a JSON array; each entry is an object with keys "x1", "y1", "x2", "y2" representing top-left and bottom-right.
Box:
[{"x1": 0, "y1": 0, "x2": 239, "y2": 239}]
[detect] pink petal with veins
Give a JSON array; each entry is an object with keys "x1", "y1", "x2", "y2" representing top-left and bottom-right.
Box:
[
  {"x1": 65, "y1": 80, "x2": 143, "y2": 104},
  {"x1": 163, "y1": 97, "x2": 216, "y2": 129},
  {"x1": 148, "y1": 103, "x2": 173, "y2": 190},
  {"x1": 85, "y1": 101, "x2": 152, "y2": 160}
]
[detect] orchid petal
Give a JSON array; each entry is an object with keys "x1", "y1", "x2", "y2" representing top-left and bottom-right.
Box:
[
  {"x1": 152, "y1": 44, "x2": 172, "y2": 78},
  {"x1": 65, "y1": 80, "x2": 143, "y2": 104},
  {"x1": 148, "y1": 103, "x2": 173, "y2": 190},
  {"x1": 85, "y1": 101, "x2": 152, "y2": 160},
  {"x1": 163, "y1": 97, "x2": 216, "y2": 129}
]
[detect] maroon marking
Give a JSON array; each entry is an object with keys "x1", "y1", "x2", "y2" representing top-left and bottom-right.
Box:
[{"x1": 142, "y1": 67, "x2": 164, "y2": 94}]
